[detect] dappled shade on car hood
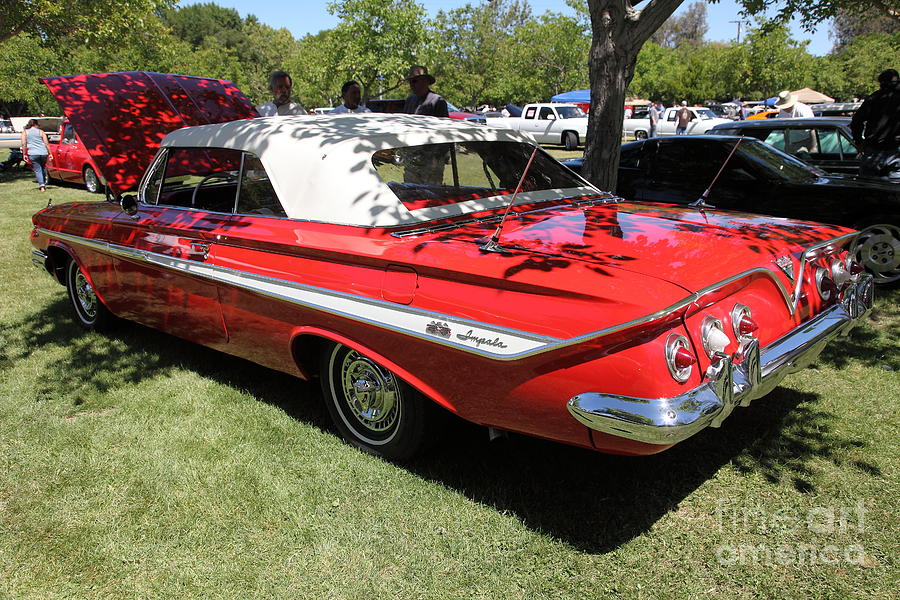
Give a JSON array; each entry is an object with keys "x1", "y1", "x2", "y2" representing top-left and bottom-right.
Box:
[{"x1": 41, "y1": 71, "x2": 259, "y2": 195}]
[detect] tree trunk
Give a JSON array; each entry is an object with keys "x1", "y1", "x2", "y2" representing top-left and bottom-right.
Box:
[{"x1": 582, "y1": 0, "x2": 684, "y2": 191}]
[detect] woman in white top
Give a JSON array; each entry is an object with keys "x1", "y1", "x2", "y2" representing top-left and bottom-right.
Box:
[{"x1": 20, "y1": 119, "x2": 53, "y2": 191}]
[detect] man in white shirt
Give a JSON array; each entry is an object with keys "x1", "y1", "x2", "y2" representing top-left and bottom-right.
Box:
[
  {"x1": 774, "y1": 90, "x2": 814, "y2": 118},
  {"x1": 257, "y1": 71, "x2": 308, "y2": 116},
  {"x1": 330, "y1": 81, "x2": 372, "y2": 114}
]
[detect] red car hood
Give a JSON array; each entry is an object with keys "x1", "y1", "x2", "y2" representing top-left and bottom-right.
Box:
[
  {"x1": 443, "y1": 201, "x2": 851, "y2": 293},
  {"x1": 41, "y1": 71, "x2": 258, "y2": 195}
]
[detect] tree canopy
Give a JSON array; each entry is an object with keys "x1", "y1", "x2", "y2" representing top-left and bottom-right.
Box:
[{"x1": 1, "y1": 0, "x2": 897, "y2": 186}]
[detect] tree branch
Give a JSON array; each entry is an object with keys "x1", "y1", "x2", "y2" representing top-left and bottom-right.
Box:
[{"x1": 628, "y1": 0, "x2": 685, "y2": 46}]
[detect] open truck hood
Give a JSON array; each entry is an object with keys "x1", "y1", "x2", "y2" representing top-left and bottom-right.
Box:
[{"x1": 41, "y1": 71, "x2": 258, "y2": 195}]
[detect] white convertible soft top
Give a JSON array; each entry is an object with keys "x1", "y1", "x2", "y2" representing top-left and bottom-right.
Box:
[{"x1": 159, "y1": 114, "x2": 594, "y2": 227}]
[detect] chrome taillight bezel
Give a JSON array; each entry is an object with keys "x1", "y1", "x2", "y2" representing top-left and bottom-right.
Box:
[
  {"x1": 665, "y1": 333, "x2": 694, "y2": 383},
  {"x1": 700, "y1": 316, "x2": 730, "y2": 359},
  {"x1": 815, "y1": 266, "x2": 835, "y2": 301},
  {"x1": 731, "y1": 303, "x2": 756, "y2": 342},
  {"x1": 831, "y1": 257, "x2": 850, "y2": 288}
]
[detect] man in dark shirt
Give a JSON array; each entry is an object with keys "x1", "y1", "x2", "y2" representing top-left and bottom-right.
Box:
[
  {"x1": 676, "y1": 101, "x2": 691, "y2": 135},
  {"x1": 851, "y1": 68, "x2": 899, "y2": 181},
  {"x1": 402, "y1": 65, "x2": 449, "y2": 118}
]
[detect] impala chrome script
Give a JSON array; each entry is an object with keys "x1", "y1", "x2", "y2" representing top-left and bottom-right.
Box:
[{"x1": 456, "y1": 330, "x2": 509, "y2": 349}]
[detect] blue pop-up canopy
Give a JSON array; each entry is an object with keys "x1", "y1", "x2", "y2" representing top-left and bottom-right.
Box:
[{"x1": 550, "y1": 89, "x2": 590, "y2": 103}]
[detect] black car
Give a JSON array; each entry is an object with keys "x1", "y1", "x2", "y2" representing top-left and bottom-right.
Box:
[
  {"x1": 709, "y1": 118, "x2": 862, "y2": 177},
  {"x1": 564, "y1": 136, "x2": 900, "y2": 284}
]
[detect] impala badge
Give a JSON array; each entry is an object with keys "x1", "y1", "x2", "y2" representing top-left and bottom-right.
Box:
[
  {"x1": 426, "y1": 321, "x2": 451, "y2": 338},
  {"x1": 775, "y1": 256, "x2": 794, "y2": 280}
]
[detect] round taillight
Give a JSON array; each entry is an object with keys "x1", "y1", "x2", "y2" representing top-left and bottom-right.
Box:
[
  {"x1": 815, "y1": 266, "x2": 837, "y2": 301},
  {"x1": 831, "y1": 258, "x2": 850, "y2": 287},
  {"x1": 665, "y1": 334, "x2": 695, "y2": 383},
  {"x1": 731, "y1": 303, "x2": 757, "y2": 340},
  {"x1": 701, "y1": 317, "x2": 731, "y2": 359}
]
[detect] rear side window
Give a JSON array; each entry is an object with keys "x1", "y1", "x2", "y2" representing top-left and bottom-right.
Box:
[
  {"x1": 762, "y1": 130, "x2": 787, "y2": 151},
  {"x1": 236, "y1": 154, "x2": 286, "y2": 217},
  {"x1": 372, "y1": 141, "x2": 588, "y2": 210}
]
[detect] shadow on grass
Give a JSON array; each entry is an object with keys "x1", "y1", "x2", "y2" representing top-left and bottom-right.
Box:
[
  {"x1": 816, "y1": 289, "x2": 899, "y2": 371},
  {"x1": 0, "y1": 296, "x2": 329, "y2": 429},
  {"x1": 404, "y1": 383, "x2": 880, "y2": 553},
  {"x1": 0, "y1": 294, "x2": 881, "y2": 554}
]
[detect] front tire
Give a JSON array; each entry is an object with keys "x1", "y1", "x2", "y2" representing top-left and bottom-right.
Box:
[
  {"x1": 563, "y1": 131, "x2": 578, "y2": 151},
  {"x1": 635, "y1": 130, "x2": 648, "y2": 140},
  {"x1": 84, "y1": 166, "x2": 100, "y2": 193},
  {"x1": 65, "y1": 259, "x2": 112, "y2": 330},
  {"x1": 850, "y1": 222, "x2": 900, "y2": 285},
  {"x1": 320, "y1": 342, "x2": 432, "y2": 460}
]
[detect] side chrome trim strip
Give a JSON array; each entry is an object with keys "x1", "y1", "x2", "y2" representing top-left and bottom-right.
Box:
[{"x1": 34, "y1": 228, "x2": 856, "y2": 361}]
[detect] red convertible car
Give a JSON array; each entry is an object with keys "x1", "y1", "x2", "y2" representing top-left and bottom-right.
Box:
[{"x1": 30, "y1": 72, "x2": 874, "y2": 460}]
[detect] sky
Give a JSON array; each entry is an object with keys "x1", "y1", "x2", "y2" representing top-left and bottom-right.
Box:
[{"x1": 182, "y1": 0, "x2": 834, "y2": 55}]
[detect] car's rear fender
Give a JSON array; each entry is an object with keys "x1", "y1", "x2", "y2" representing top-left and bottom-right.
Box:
[{"x1": 289, "y1": 326, "x2": 458, "y2": 414}]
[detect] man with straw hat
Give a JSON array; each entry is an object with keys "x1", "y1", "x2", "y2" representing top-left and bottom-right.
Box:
[
  {"x1": 402, "y1": 65, "x2": 449, "y2": 118},
  {"x1": 774, "y1": 90, "x2": 814, "y2": 118}
]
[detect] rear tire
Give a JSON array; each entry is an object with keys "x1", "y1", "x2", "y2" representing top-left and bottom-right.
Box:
[
  {"x1": 563, "y1": 131, "x2": 578, "y2": 151},
  {"x1": 65, "y1": 259, "x2": 113, "y2": 330},
  {"x1": 320, "y1": 342, "x2": 432, "y2": 460},
  {"x1": 84, "y1": 166, "x2": 100, "y2": 193}
]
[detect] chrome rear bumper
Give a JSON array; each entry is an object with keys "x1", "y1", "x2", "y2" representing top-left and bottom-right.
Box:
[{"x1": 567, "y1": 276, "x2": 874, "y2": 445}]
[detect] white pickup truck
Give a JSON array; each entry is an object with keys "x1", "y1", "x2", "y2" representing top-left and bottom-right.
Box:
[
  {"x1": 485, "y1": 103, "x2": 588, "y2": 150},
  {"x1": 655, "y1": 106, "x2": 731, "y2": 136}
]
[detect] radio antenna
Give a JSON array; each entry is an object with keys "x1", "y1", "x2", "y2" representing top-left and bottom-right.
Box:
[
  {"x1": 690, "y1": 137, "x2": 743, "y2": 210},
  {"x1": 480, "y1": 146, "x2": 539, "y2": 253}
]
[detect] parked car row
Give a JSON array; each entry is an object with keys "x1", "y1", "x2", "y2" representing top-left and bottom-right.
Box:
[
  {"x1": 622, "y1": 106, "x2": 733, "y2": 140},
  {"x1": 28, "y1": 72, "x2": 876, "y2": 463}
]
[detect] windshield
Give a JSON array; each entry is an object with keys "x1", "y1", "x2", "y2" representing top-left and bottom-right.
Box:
[
  {"x1": 696, "y1": 109, "x2": 718, "y2": 120},
  {"x1": 446, "y1": 102, "x2": 463, "y2": 113},
  {"x1": 556, "y1": 106, "x2": 586, "y2": 119},
  {"x1": 736, "y1": 139, "x2": 825, "y2": 182},
  {"x1": 372, "y1": 141, "x2": 596, "y2": 211}
]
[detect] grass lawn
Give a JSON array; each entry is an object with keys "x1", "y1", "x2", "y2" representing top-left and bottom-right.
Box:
[{"x1": 0, "y1": 150, "x2": 897, "y2": 599}]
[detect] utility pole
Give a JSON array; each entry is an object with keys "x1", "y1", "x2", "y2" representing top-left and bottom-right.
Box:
[{"x1": 729, "y1": 19, "x2": 749, "y2": 43}]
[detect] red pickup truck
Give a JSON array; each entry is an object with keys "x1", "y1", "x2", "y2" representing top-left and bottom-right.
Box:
[{"x1": 33, "y1": 119, "x2": 105, "y2": 193}]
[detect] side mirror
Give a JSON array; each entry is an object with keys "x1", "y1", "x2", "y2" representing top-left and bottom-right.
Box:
[{"x1": 120, "y1": 194, "x2": 138, "y2": 217}]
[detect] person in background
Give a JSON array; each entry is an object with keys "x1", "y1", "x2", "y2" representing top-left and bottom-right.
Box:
[
  {"x1": 676, "y1": 101, "x2": 691, "y2": 135},
  {"x1": 257, "y1": 71, "x2": 308, "y2": 116},
  {"x1": 851, "y1": 68, "x2": 899, "y2": 181},
  {"x1": 20, "y1": 119, "x2": 52, "y2": 192},
  {"x1": 330, "y1": 81, "x2": 371, "y2": 114},
  {"x1": 774, "y1": 90, "x2": 814, "y2": 118},
  {"x1": 648, "y1": 101, "x2": 659, "y2": 138},
  {"x1": 402, "y1": 65, "x2": 448, "y2": 118}
]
